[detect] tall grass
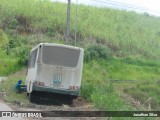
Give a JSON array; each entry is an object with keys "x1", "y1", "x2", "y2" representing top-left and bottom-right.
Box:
[
  {"x1": 124, "y1": 80, "x2": 160, "y2": 111},
  {"x1": 0, "y1": 0, "x2": 160, "y2": 59},
  {"x1": 0, "y1": 51, "x2": 22, "y2": 76},
  {"x1": 106, "y1": 58, "x2": 160, "y2": 80},
  {"x1": 81, "y1": 59, "x2": 160, "y2": 111},
  {"x1": 83, "y1": 58, "x2": 160, "y2": 81},
  {"x1": 0, "y1": 0, "x2": 67, "y2": 33}
]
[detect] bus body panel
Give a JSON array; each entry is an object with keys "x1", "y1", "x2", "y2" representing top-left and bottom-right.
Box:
[{"x1": 26, "y1": 43, "x2": 84, "y2": 96}]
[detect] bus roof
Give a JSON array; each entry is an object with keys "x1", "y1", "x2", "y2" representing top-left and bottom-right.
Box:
[{"x1": 30, "y1": 43, "x2": 83, "y2": 53}]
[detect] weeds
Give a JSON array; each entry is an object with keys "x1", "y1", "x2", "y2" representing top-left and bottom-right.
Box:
[
  {"x1": 0, "y1": 29, "x2": 8, "y2": 49},
  {"x1": 0, "y1": 0, "x2": 160, "y2": 59},
  {"x1": 0, "y1": 70, "x2": 29, "y2": 106},
  {"x1": 124, "y1": 81, "x2": 160, "y2": 110},
  {"x1": 81, "y1": 59, "x2": 160, "y2": 111},
  {"x1": 0, "y1": 52, "x2": 22, "y2": 76}
]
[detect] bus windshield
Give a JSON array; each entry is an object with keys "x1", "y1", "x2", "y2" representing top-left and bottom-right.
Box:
[{"x1": 42, "y1": 46, "x2": 80, "y2": 67}]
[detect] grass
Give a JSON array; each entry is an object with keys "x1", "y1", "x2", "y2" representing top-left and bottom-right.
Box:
[
  {"x1": 83, "y1": 58, "x2": 160, "y2": 81},
  {"x1": 81, "y1": 58, "x2": 160, "y2": 111},
  {"x1": 123, "y1": 80, "x2": 160, "y2": 111},
  {"x1": 0, "y1": 57, "x2": 159, "y2": 110},
  {"x1": 107, "y1": 63, "x2": 160, "y2": 80},
  {"x1": 0, "y1": 69, "x2": 30, "y2": 106},
  {"x1": 0, "y1": 58, "x2": 159, "y2": 120},
  {"x1": 0, "y1": 1, "x2": 159, "y2": 119},
  {"x1": 0, "y1": 0, "x2": 160, "y2": 59},
  {"x1": 0, "y1": 51, "x2": 22, "y2": 76},
  {"x1": 80, "y1": 59, "x2": 160, "y2": 120}
]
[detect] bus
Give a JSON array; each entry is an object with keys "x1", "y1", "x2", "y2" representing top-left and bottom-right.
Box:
[{"x1": 26, "y1": 43, "x2": 84, "y2": 102}]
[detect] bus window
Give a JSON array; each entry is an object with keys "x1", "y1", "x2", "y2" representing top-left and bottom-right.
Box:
[
  {"x1": 42, "y1": 46, "x2": 80, "y2": 67},
  {"x1": 37, "y1": 47, "x2": 41, "y2": 63},
  {"x1": 29, "y1": 49, "x2": 38, "y2": 68}
]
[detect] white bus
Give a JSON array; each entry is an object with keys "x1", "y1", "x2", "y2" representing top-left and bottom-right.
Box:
[{"x1": 26, "y1": 43, "x2": 84, "y2": 102}]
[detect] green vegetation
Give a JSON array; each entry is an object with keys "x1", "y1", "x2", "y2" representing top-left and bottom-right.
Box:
[
  {"x1": 0, "y1": 0, "x2": 160, "y2": 60},
  {"x1": 124, "y1": 80, "x2": 160, "y2": 110},
  {"x1": 0, "y1": 51, "x2": 22, "y2": 76},
  {"x1": 84, "y1": 44, "x2": 112, "y2": 62},
  {"x1": 0, "y1": 0, "x2": 160, "y2": 116},
  {"x1": 0, "y1": 70, "x2": 29, "y2": 106},
  {"x1": 0, "y1": 29, "x2": 8, "y2": 49},
  {"x1": 81, "y1": 58, "x2": 160, "y2": 111}
]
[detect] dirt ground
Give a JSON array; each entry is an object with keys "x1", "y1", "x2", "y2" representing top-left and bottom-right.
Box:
[{"x1": 4, "y1": 93, "x2": 107, "y2": 120}]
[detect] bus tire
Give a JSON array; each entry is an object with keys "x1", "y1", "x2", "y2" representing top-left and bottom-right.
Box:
[{"x1": 29, "y1": 92, "x2": 35, "y2": 103}]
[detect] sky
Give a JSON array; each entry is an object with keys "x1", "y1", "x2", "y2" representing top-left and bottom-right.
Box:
[{"x1": 50, "y1": 0, "x2": 160, "y2": 16}]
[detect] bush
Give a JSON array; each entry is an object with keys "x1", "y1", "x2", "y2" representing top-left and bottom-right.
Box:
[
  {"x1": 80, "y1": 82, "x2": 95, "y2": 101},
  {"x1": 18, "y1": 46, "x2": 30, "y2": 65},
  {"x1": 9, "y1": 18, "x2": 19, "y2": 29},
  {"x1": 84, "y1": 44, "x2": 112, "y2": 62},
  {"x1": 0, "y1": 29, "x2": 9, "y2": 50},
  {"x1": 11, "y1": 45, "x2": 31, "y2": 65}
]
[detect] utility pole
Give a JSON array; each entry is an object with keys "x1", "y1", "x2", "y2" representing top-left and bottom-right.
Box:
[
  {"x1": 75, "y1": 0, "x2": 78, "y2": 46},
  {"x1": 65, "y1": 0, "x2": 71, "y2": 45}
]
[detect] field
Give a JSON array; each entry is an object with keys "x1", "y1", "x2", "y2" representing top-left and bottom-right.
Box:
[
  {"x1": 0, "y1": 0, "x2": 160, "y2": 119},
  {"x1": 1, "y1": 0, "x2": 160, "y2": 60}
]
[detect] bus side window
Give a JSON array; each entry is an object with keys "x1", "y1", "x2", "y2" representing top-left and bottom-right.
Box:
[
  {"x1": 37, "y1": 47, "x2": 41, "y2": 63},
  {"x1": 29, "y1": 49, "x2": 38, "y2": 68},
  {"x1": 26, "y1": 60, "x2": 29, "y2": 75}
]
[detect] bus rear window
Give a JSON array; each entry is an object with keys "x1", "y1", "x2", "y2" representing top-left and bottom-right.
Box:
[{"x1": 42, "y1": 46, "x2": 80, "y2": 67}]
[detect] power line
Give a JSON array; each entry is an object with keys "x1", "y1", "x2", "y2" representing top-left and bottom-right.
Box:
[
  {"x1": 74, "y1": 0, "x2": 78, "y2": 46},
  {"x1": 91, "y1": 0, "x2": 160, "y2": 14},
  {"x1": 101, "y1": 0, "x2": 147, "y2": 10}
]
